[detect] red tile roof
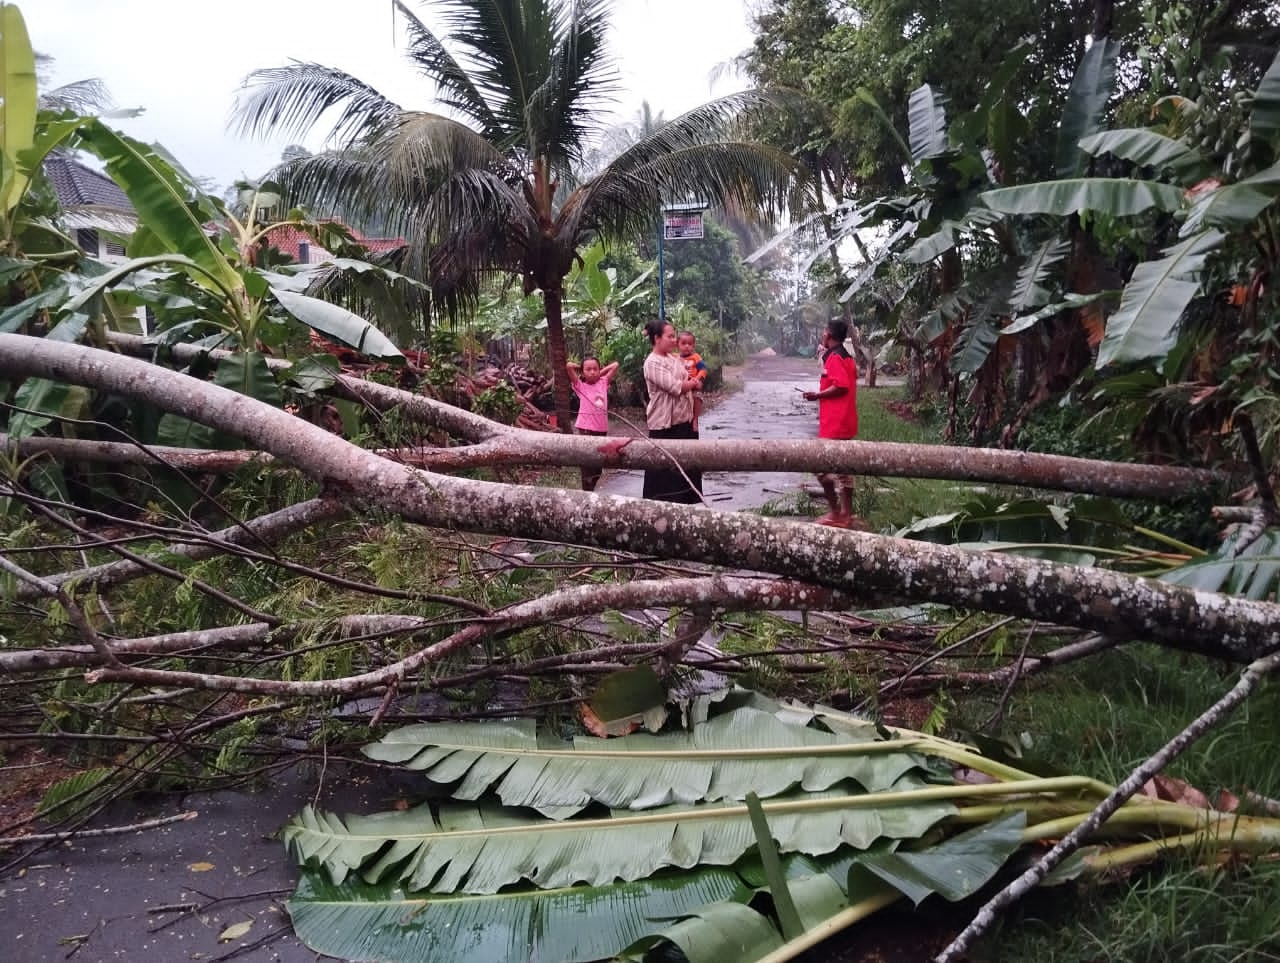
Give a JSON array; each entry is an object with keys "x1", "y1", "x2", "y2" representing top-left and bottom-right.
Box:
[{"x1": 262, "y1": 223, "x2": 405, "y2": 263}]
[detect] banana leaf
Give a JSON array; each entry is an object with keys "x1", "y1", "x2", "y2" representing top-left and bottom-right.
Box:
[
  {"x1": 1007, "y1": 239, "x2": 1071, "y2": 316},
  {"x1": 1161, "y1": 530, "x2": 1280, "y2": 601},
  {"x1": 1077, "y1": 129, "x2": 1201, "y2": 175},
  {"x1": 896, "y1": 495, "x2": 1137, "y2": 552},
  {"x1": 1003, "y1": 291, "x2": 1114, "y2": 335},
  {"x1": 1180, "y1": 160, "x2": 1280, "y2": 236},
  {"x1": 980, "y1": 178, "x2": 1184, "y2": 217},
  {"x1": 626, "y1": 814, "x2": 1027, "y2": 963},
  {"x1": 908, "y1": 84, "x2": 948, "y2": 162},
  {"x1": 362, "y1": 707, "x2": 934, "y2": 817},
  {"x1": 270, "y1": 286, "x2": 404, "y2": 360},
  {"x1": 0, "y1": 4, "x2": 37, "y2": 213},
  {"x1": 850, "y1": 811, "x2": 1026, "y2": 904},
  {"x1": 1096, "y1": 229, "x2": 1224, "y2": 369},
  {"x1": 1056, "y1": 38, "x2": 1120, "y2": 177},
  {"x1": 1250, "y1": 48, "x2": 1280, "y2": 137},
  {"x1": 287, "y1": 864, "x2": 750, "y2": 963},
  {"x1": 282, "y1": 785, "x2": 955, "y2": 895},
  {"x1": 75, "y1": 120, "x2": 240, "y2": 294}
]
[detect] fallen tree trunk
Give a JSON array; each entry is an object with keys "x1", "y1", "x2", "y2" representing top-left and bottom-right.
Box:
[
  {"x1": 10, "y1": 334, "x2": 1228, "y2": 501},
  {"x1": 1, "y1": 333, "x2": 1276, "y2": 664}
]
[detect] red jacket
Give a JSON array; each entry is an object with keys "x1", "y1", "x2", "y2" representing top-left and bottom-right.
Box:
[{"x1": 818, "y1": 346, "x2": 858, "y2": 440}]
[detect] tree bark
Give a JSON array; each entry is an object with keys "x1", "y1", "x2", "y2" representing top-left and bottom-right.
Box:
[
  {"x1": 542, "y1": 283, "x2": 575, "y2": 434},
  {"x1": 54, "y1": 334, "x2": 1232, "y2": 502},
  {"x1": 1, "y1": 428, "x2": 1223, "y2": 501},
  {"x1": 2, "y1": 334, "x2": 1277, "y2": 663}
]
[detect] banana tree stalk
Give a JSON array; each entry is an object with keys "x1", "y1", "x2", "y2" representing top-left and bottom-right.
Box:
[
  {"x1": 752, "y1": 889, "x2": 904, "y2": 963},
  {"x1": 1083, "y1": 827, "x2": 1280, "y2": 873},
  {"x1": 357, "y1": 777, "x2": 1104, "y2": 843}
]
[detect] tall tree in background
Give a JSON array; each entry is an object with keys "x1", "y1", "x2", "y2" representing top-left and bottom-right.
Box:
[{"x1": 234, "y1": 0, "x2": 795, "y2": 431}]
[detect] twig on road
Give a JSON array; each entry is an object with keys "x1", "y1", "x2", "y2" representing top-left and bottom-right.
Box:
[{"x1": 0, "y1": 809, "x2": 197, "y2": 846}]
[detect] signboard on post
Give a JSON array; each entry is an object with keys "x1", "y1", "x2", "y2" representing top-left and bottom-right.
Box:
[{"x1": 663, "y1": 209, "x2": 704, "y2": 240}]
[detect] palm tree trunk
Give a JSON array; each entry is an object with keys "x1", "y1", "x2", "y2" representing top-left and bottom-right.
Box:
[{"x1": 543, "y1": 284, "x2": 574, "y2": 434}]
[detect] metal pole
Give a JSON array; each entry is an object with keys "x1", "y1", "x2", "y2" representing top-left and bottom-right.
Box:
[{"x1": 657, "y1": 216, "x2": 665, "y2": 320}]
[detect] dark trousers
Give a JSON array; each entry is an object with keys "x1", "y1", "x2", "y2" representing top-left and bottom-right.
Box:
[
  {"x1": 642, "y1": 421, "x2": 702, "y2": 503},
  {"x1": 577, "y1": 428, "x2": 606, "y2": 491}
]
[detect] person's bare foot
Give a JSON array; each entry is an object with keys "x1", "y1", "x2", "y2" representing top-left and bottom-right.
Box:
[{"x1": 815, "y1": 513, "x2": 851, "y2": 528}]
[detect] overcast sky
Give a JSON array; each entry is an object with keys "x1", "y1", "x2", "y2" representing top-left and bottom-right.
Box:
[{"x1": 28, "y1": 0, "x2": 758, "y2": 190}]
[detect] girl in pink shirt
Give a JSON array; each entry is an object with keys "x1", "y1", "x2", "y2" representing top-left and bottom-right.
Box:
[{"x1": 567, "y1": 357, "x2": 619, "y2": 491}]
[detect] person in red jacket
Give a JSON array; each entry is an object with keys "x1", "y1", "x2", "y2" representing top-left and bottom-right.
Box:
[{"x1": 803, "y1": 320, "x2": 860, "y2": 528}]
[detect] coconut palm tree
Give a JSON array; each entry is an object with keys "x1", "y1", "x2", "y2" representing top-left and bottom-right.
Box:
[{"x1": 233, "y1": 0, "x2": 796, "y2": 430}]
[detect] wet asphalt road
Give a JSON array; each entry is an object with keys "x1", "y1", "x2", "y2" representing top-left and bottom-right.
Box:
[{"x1": 597, "y1": 352, "x2": 824, "y2": 511}]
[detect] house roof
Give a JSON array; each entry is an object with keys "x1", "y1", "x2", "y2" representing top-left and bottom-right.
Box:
[
  {"x1": 44, "y1": 155, "x2": 133, "y2": 211},
  {"x1": 264, "y1": 223, "x2": 405, "y2": 263}
]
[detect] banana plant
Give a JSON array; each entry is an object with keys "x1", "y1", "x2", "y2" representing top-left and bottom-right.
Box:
[
  {"x1": 896, "y1": 493, "x2": 1207, "y2": 575},
  {"x1": 5, "y1": 119, "x2": 409, "y2": 450},
  {"x1": 977, "y1": 48, "x2": 1280, "y2": 372},
  {"x1": 280, "y1": 691, "x2": 1280, "y2": 963},
  {"x1": 0, "y1": 5, "x2": 90, "y2": 277},
  {"x1": 561, "y1": 241, "x2": 654, "y2": 355}
]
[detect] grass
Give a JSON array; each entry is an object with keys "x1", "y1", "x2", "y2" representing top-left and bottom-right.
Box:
[
  {"x1": 961, "y1": 645, "x2": 1280, "y2": 961},
  {"x1": 851, "y1": 385, "x2": 1017, "y2": 532},
  {"x1": 846, "y1": 387, "x2": 1280, "y2": 960}
]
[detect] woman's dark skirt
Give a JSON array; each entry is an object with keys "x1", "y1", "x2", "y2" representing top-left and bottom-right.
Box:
[{"x1": 642, "y1": 421, "x2": 702, "y2": 503}]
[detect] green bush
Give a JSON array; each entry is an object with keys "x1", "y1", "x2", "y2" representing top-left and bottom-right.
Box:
[
  {"x1": 472, "y1": 382, "x2": 522, "y2": 424},
  {"x1": 1015, "y1": 398, "x2": 1221, "y2": 549}
]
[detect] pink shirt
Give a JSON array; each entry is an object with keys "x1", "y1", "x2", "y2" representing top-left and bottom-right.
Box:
[{"x1": 573, "y1": 375, "x2": 611, "y2": 432}]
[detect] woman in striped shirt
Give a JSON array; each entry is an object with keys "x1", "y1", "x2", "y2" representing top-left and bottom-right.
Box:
[{"x1": 641, "y1": 318, "x2": 704, "y2": 503}]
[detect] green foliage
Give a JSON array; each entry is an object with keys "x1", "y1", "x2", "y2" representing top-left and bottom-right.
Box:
[
  {"x1": 989, "y1": 857, "x2": 1280, "y2": 963},
  {"x1": 599, "y1": 322, "x2": 650, "y2": 401},
  {"x1": 977, "y1": 643, "x2": 1280, "y2": 960},
  {"x1": 37, "y1": 766, "x2": 116, "y2": 819},
  {"x1": 423, "y1": 326, "x2": 460, "y2": 394},
  {"x1": 1013, "y1": 396, "x2": 1221, "y2": 549},
  {"x1": 471, "y1": 381, "x2": 521, "y2": 424}
]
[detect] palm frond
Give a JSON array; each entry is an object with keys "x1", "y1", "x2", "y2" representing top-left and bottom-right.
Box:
[
  {"x1": 234, "y1": 62, "x2": 402, "y2": 146},
  {"x1": 605, "y1": 90, "x2": 786, "y2": 173},
  {"x1": 394, "y1": 0, "x2": 499, "y2": 136},
  {"x1": 270, "y1": 149, "x2": 407, "y2": 231},
  {"x1": 384, "y1": 111, "x2": 515, "y2": 184},
  {"x1": 569, "y1": 141, "x2": 796, "y2": 244},
  {"x1": 427, "y1": 0, "x2": 617, "y2": 163},
  {"x1": 536, "y1": 0, "x2": 618, "y2": 166},
  {"x1": 38, "y1": 77, "x2": 113, "y2": 114}
]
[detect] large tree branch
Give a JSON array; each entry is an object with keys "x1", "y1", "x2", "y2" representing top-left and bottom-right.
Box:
[
  {"x1": 2, "y1": 334, "x2": 1276, "y2": 662},
  {"x1": 91, "y1": 333, "x2": 1224, "y2": 500},
  {"x1": 0, "y1": 615, "x2": 436, "y2": 673},
  {"x1": 8, "y1": 496, "x2": 348, "y2": 600},
  {"x1": 83, "y1": 576, "x2": 859, "y2": 695}
]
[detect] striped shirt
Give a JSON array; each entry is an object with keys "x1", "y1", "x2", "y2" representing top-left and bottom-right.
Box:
[{"x1": 644, "y1": 352, "x2": 694, "y2": 430}]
